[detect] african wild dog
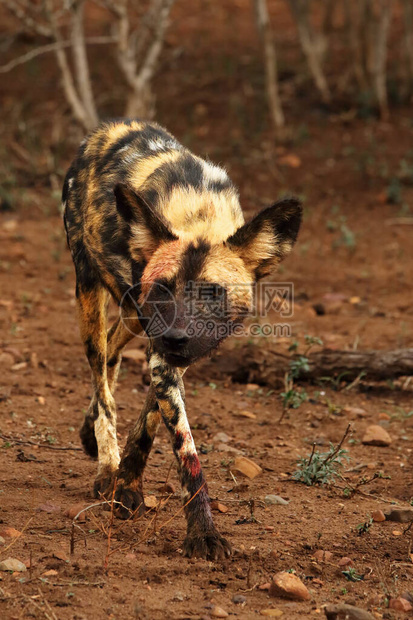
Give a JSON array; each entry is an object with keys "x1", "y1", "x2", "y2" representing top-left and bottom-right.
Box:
[{"x1": 63, "y1": 119, "x2": 302, "y2": 560}]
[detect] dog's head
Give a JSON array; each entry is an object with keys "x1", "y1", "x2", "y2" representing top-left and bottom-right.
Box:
[{"x1": 115, "y1": 184, "x2": 302, "y2": 367}]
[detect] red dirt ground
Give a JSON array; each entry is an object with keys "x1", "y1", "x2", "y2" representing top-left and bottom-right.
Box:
[{"x1": 1, "y1": 2, "x2": 413, "y2": 619}]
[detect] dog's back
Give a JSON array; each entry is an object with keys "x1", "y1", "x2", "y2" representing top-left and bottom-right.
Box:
[{"x1": 63, "y1": 120, "x2": 244, "y2": 301}]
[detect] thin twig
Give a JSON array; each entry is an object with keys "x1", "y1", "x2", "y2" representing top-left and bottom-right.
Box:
[
  {"x1": 0, "y1": 36, "x2": 116, "y2": 73},
  {"x1": 0, "y1": 434, "x2": 82, "y2": 451}
]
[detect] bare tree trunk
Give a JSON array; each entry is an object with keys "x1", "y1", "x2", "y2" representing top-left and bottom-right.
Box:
[
  {"x1": 106, "y1": 0, "x2": 174, "y2": 119},
  {"x1": 287, "y1": 0, "x2": 331, "y2": 103},
  {"x1": 70, "y1": 0, "x2": 98, "y2": 128},
  {"x1": 344, "y1": 0, "x2": 368, "y2": 90},
  {"x1": 254, "y1": 0, "x2": 285, "y2": 132},
  {"x1": 373, "y1": 0, "x2": 393, "y2": 120},
  {"x1": 402, "y1": 0, "x2": 413, "y2": 86}
]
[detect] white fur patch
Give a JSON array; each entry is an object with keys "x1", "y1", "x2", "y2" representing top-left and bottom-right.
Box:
[
  {"x1": 147, "y1": 138, "x2": 180, "y2": 152},
  {"x1": 203, "y1": 161, "x2": 229, "y2": 188}
]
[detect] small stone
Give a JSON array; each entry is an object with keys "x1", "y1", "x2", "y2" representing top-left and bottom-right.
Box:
[
  {"x1": 389, "y1": 598, "x2": 412, "y2": 612},
  {"x1": 0, "y1": 352, "x2": 14, "y2": 366},
  {"x1": 42, "y1": 569, "x2": 58, "y2": 577},
  {"x1": 232, "y1": 594, "x2": 247, "y2": 604},
  {"x1": 11, "y1": 362, "x2": 27, "y2": 371},
  {"x1": 173, "y1": 591, "x2": 184, "y2": 602},
  {"x1": 233, "y1": 456, "x2": 262, "y2": 480},
  {"x1": 144, "y1": 495, "x2": 158, "y2": 509},
  {"x1": 392, "y1": 530, "x2": 403, "y2": 536},
  {"x1": 211, "y1": 500, "x2": 229, "y2": 513},
  {"x1": 246, "y1": 383, "x2": 260, "y2": 391},
  {"x1": 258, "y1": 582, "x2": 271, "y2": 591},
  {"x1": 385, "y1": 507, "x2": 413, "y2": 523},
  {"x1": 216, "y1": 443, "x2": 242, "y2": 455},
  {"x1": 37, "y1": 502, "x2": 61, "y2": 513},
  {"x1": 210, "y1": 605, "x2": 229, "y2": 618},
  {"x1": 372, "y1": 510, "x2": 386, "y2": 522},
  {"x1": 313, "y1": 550, "x2": 333, "y2": 563},
  {"x1": 64, "y1": 503, "x2": 87, "y2": 522},
  {"x1": 260, "y1": 610, "x2": 283, "y2": 617},
  {"x1": 0, "y1": 536, "x2": 5, "y2": 545},
  {"x1": 158, "y1": 482, "x2": 176, "y2": 494},
  {"x1": 37, "y1": 396, "x2": 45, "y2": 406},
  {"x1": 269, "y1": 572, "x2": 310, "y2": 601},
  {"x1": 324, "y1": 603, "x2": 375, "y2": 619},
  {"x1": 362, "y1": 425, "x2": 392, "y2": 447},
  {"x1": 213, "y1": 432, "x2": 231, "y2": 443},
  {"x1": 265, "y1": 495, "x2": 289, "y2": 506},
  {"x1": 344, "y1": 407, "x2": 367, "y2": 418},
  {"x1": 0, "y1": 527, "x2": 21, "y2": 539},
  {"x1": 0, "y1": 558, "x2": 27, "y2": 572},
  {"x1": 378, "y1": 413, "x2": 390, "y2": 421},
  {"x1": 235, "y1": 410, "x2": 256, "y2": 419},
  {"x1": 338, "y1": 557, "x2": 353, "y2": 567}
]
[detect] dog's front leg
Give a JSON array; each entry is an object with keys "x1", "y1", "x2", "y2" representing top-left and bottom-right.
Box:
[{"x1": 148, "y1": 351, "x2": 231, "y2": 560}]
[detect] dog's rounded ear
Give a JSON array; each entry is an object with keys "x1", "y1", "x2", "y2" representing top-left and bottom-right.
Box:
[
  {"x1": 225, "y1": 197, "x2": 302, "y2": 279},
  {"x1": 114, "y1": 183, "x2": 178, "y2": 261}
]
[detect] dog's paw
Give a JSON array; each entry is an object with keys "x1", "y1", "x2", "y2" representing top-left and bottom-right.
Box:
[
  {"x1": 183, "y1": 529, "x2": 232, "y2": 561},
  {"x1": 113, "y1": 479, "x2": 145, "y2": 520}
]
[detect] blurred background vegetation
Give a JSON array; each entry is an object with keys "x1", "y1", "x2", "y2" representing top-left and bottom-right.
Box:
[{"x1": 0, "y1": 0, "x2": 413, "y2": 219}]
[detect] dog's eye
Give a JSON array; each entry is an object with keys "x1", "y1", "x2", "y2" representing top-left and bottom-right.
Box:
[{"x1": 151, "y1": 279, "x2": 173, "y2": 300}]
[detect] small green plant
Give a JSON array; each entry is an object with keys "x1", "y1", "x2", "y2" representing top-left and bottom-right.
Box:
[
  {"x1": 293, "y1": 425, "x2": 351, "y2": 486},
  {"x1": 342, "y1": 568, "x2": 364, "y2": 582},
  {"x1": 281, "y1": 387, "x2": 308, "y2": 410},
  {"x1": 356, "y1": 516, "x2": 373, "y2": 536}
]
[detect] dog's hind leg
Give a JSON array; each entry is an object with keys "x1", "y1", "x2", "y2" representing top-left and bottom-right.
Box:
[
  {"x1": 76, "y1": 282, "x2": 121, "y2": 498},
  {"x1": 148, "y1": 351, "x2": 231, "y2": 560}
]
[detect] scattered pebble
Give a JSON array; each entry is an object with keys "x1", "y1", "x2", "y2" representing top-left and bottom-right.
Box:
[
  {"x1": 232, "y1": 594, "x2": 246, "y2": 604},
  {"x1": 392, "y1": 530, "x2": 403, "y2": 536},
  {"x1": 158, "y1": 482, "x2": 176, "y2": 494},
  {"x1": 388, "y1": 597, "x2": 412, "y2": 612},
  {"x1": 269, "y1": 571, "x2": 310, "y2": 601},
  {"x1": 265, "y1": 495, "x2": 289, "y2": 506},
  {"x1": 0, "y1": 527, "x2": 21, "y2": 539},
  {"x1": 216, "y1": 443, "x2": 242, "y2": 455},
  {"x1": 371, "y1": 510, "x2": 386, "y2": 522},
  {"x1": 37, "y1": 396, "x2": 45, "y2": 405},
  {"x1": 235, "y1": 410, "x2": 256, "y2": 420},
  {"x1": 173, "y1": 591, "x2": 184, "y2": 602},
  {"x1": 64, "y1": 503, "x2": 87, "y2": 521},
  {"x1": 0, "y1": 536, "x2": 5, "y2": 545},
  {"x1": 0, "y1": 558, "x2": 27, "y2": 573},
  {"x1": 385, "y1": 507, "x2": 413, "y2": 523},
  {"x1": 362, "y1": 425, "x2": 392, "y2": 447},
  {"x1": 338, "y1": 557, "x2": 353, "y2": 567},
  {"x1": 232, "y1": 456, "x2": 262, "y2": 480},
  {"x1": 211, "y1": 501, "x2": 229, "y2": 513},
  {"x1": 260, "y1": 609, "x2": 283, "y2": 617},
  {"x1": 210, "y1": 605, "x2": 229, "y2": 618},
  {"x1": 324, "y1": 603, "x2": 374, "y2": 619},
  {"x1": 313, "y1": 550, "x2": 333, "y2": 563},
  {"x1": 37, "y1": 502, "x2": 61, "y2": 513},
  {"x1": 344, "y1": 407, "x2": 367, "y2": 418},
  {"x1": 0, "y1": 352, "x2": 14, "y2": 367},
  {"x1": 144, "y1": 495, "x2": 158, "y2": 509},
  {"x1": 42, "y1": 569, "x2": 58, "y2": 577},
  {"x1": 213, "y1": 432, "x2": 231, "y2": 443}
]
